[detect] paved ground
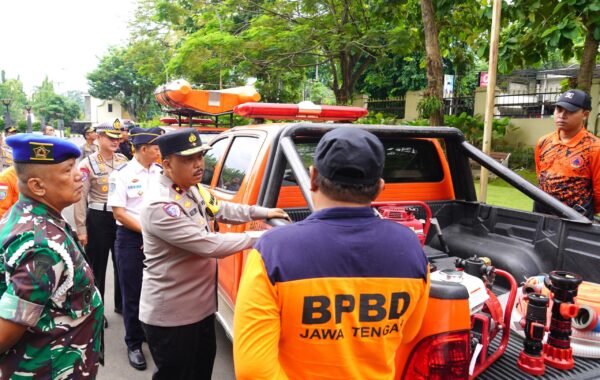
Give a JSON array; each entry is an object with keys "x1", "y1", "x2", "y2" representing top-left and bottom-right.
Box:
[{"x1": 62, "y1": 165, "x2": 236, "y2": 380}]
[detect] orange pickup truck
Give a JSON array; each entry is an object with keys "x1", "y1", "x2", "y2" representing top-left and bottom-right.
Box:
[{"x1": 201, "y1": 122, "x2": 600, "y2": 379}]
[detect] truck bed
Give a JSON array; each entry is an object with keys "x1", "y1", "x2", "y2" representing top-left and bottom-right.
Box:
[{"x1": 482, "y1": 332, "x2": 600, "y2": 380}]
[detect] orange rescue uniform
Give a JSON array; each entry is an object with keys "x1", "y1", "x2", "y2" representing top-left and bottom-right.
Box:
[
  {"x1": 0, "y1": 166, "x2": 18, "y2": 217},
  {"x1": 234, "y1": 207, "x2": 430, "y2": 380},
  {"x1": 535, "y1": 128, "x2": 600, "y2": 217}
]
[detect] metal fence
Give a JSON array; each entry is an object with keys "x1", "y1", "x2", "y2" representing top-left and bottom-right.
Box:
[
  {"x1": 494, "y1": 91, "x2": 561, "y2": 118},
  {"x1": 367, "y1": 97, "x2": 405, "y2": 118},
  {"x1": 444, "y1": 96, "x2": 475, "y2": 116}
]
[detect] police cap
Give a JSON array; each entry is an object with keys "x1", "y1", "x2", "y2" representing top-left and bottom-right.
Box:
[
  {"x1": 6, "y1": 133, "x2": 80, "y2": 164},
  {"x1": 314, "y1": 127, "x2": 384, "y2": 185},
  {"x1": 156, "y1": 128, "x2": 212, "y2": 157},
  {"x1": 95, "y1": 118, "x2": 124, "y2": 139},
  {"x1": 130, "y1": 127, "x2": 165, "y2": 146},
  {"x1": 83, "y1": 126, "x2": 96, "y2": 135},
  {"x1": 5, "y1": 126, "x2": 17, "y2": 134}
]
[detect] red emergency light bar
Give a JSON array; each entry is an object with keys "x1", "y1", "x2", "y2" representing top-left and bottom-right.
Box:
[{"x1": 234, "y1": 101, "x2": 368, "y2": 122}]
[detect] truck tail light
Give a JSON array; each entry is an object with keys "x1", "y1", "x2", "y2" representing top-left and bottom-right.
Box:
[{"x1": 401, "y1": 330, "x2": 470, "y2": 380}]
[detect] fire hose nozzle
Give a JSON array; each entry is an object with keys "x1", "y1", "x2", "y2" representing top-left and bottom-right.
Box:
[{"x1": 560, "y1": 303, "x2": 579, "y2": 319}]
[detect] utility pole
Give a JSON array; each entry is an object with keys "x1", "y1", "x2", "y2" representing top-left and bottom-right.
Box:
[{"x1": 479, "y1": 0, "x2": 502, "y2": 202}]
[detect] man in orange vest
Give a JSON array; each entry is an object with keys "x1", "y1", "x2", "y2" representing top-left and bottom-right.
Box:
[{"x1": 0, "y1": 165, "x2": 18, "y2": 217}]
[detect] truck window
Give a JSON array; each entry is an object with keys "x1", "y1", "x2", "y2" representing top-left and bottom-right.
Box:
[
  {"x1": 216, "y1": 136, "x2": 261, "y2": 193},
  {"x1": 284, "y1": 138, "x2": 444, "y2": 185},
  {"x1": 202, "y1": 138, "x2": 229, "y2": 186}
]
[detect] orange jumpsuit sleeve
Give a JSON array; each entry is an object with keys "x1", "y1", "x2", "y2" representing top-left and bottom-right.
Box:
[
  {"x1": 590, "y1": 146, "x2": 600, "y2": 214},
  {"x1": 234, "y1": 249, "x2": 289, "y2": 380},
  {"x1": 0, "y1": 167, "x2": 18, "y2": 217},
  {"x1": 534, "y1": 140, "x2": 542, "y2": 177}
]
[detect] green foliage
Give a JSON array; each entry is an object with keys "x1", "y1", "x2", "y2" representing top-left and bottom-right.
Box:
[
  {"x1": 498, "y1": 0, "x2": 600, "y2": 88},
  {"x1": 87, "y1": 41, "x2": 168, "y2": 121},
  {"x1": 32, "y1": 78, "x2": 81, "y2": 125},
  {"x1": 356, "y1": 112, "x2": 401, "y2": 125},
  {"x1": 417, "y1": 95, "x2": 444, "y2": 119},
  {"x1": 406, "y1": 113, "x2": 516, "y2": 150},
  {"x1": 0, "y1": 76, "x2": 28, "y2": 126}
]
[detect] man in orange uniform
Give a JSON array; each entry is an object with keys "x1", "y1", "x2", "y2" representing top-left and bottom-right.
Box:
[
  {"x1": 534, "y1": 89, "x2": 600, "y2": 219},
  {"x1": 0, "y1": 166, "x2": 18, "y2": 217},
  {"x1": 234, "y1": 127, "x2": 430, "y2": 379}
]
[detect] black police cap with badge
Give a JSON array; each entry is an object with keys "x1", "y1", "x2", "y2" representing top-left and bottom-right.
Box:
[
  {"x1": 314, "y1": 127, "x2": 385, "y2": 186},
  {"x1": 129, "y1": 127, "x2": 165, "y2": 147},
  {"x1": 6, "y1": 133, "x2": 81, "y2": 164},
  {"x1": 83, "y1": 126, "x2": 96, "y2": 135},
  {"x1": 5, "y1": 126, "x2": 18, "y2": 135},
  {"x1": 156, "y1": 128, "x2": 212, "y2": 157}
]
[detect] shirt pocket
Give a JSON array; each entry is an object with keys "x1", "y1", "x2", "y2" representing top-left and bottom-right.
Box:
[
  {"x1": 65, "y1": 258, "x2": 96, "y2": 319},
  {"x1": 126, "y1": 184, "x2": 144, "y2": 199}
]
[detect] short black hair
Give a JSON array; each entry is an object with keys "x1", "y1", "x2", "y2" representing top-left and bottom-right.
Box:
[{"x1": 315, "y1": 172, "x2": 380, "y2": 204}]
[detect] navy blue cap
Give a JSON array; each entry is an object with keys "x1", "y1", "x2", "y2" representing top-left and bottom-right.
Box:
[
  {"x1": 314, "y1": 128, "x2": 384, "y2": 185},
  {"x1": 130, "y1": 127, "x2": 165, "y2": 146},
  {"x1": 5, "y1": 126, "x2": 17, "y2": 134},
  {"x1": 555, "y1": 89, "x2": 592, "y2": 112},
  {"x1": 6, "y1": 133, "x2": 80, "y2": 164},
  {"x1": 156, "y1": 128, "x2": 212, "y2": 157}
]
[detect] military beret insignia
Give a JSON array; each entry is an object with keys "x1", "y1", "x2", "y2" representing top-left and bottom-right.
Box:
[
  {"x1": 163, "y1": 203, "x2": 182, "y2": 218},
  {"x1": 30, "y1": 142, "x2": 54, "y2": 161}
]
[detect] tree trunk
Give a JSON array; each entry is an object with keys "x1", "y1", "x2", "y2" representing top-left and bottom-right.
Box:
[
  {"x1": 577, "y1": 28, "x2": 600, "y2": 93},
  {"x1": 420, "y1": 0, "x2": 444, "y2": 126}
]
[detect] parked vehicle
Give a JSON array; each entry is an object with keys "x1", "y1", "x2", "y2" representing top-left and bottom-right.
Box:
[{"x1": 202, "y1": 121, "x2": 600, "y2": 379}]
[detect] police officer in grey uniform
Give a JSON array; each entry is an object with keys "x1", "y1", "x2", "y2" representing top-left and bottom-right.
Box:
[
  {"x1": 74, "y1": 119, "x2": 129, "y2": 318},
  {"x1": 0, "y1": 126, "x2": 17, "y2": 170},
  {"x1": 139, "y1": 128, "x2": 288, "y2": 380},
  {"x1": 79, "y1": 126, "x2": 98, "y2": 160}
]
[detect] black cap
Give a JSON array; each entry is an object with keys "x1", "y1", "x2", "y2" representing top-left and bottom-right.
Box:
[
  {"x1": 156, "y1": 128, "x2": 212, "y2": 157},
  {"x1": 555, "y1": 89, "x2": 592, "y2": 112},
  {"x1": 314, "y1": 128, "x2": 384, "y2": 185},
  {"x1": 130, "y1": 127, "x2": 164, "y2": 146},
  {"x1": 83, "y1": 126, "x2": 96, "y2": 134},
  {"x1": 5, "y1": 126, "x2": 17, "y2": 134}
]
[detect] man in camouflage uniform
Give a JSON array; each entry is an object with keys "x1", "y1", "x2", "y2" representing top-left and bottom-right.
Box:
[
  {"x1": 0, "y1": 133, "x2": 103, "y2": 378},
  {"x1": 74, "y1": 119, "x2": 128, "y2": 316}
]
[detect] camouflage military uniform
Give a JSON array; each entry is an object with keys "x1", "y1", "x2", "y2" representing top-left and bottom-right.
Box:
[{"x1": 0, "y1": 196, "x2": 104, "y2": 379}]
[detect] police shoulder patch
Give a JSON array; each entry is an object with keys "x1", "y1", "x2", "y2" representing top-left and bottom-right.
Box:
[{"x1": 163, "y1": 203, "x2": 182, "y2": 218}]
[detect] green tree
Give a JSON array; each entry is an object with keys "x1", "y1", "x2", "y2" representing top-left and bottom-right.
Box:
[
  {"x1": 499, "y1": 0, "x2": 600, "y2": 92},
  {"x1": 87, "y1": 41, "x2": 167, "y2": 121},
  {"x1": 0, "y1": 74, "x2": 28, "y2": 126},
  {"x1": 32, "y1": 78, "x2": 81, "y2": 126}
]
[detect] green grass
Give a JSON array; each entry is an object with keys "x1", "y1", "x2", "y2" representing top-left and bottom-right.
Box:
[{"x1": 474, "y1": 169, "x2": 538, "y2": 211}]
